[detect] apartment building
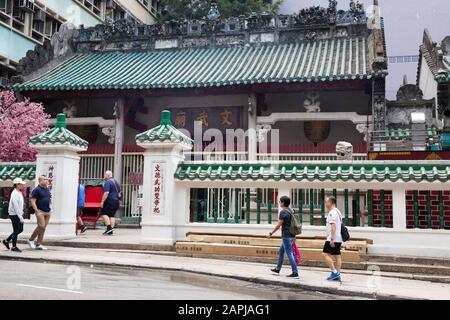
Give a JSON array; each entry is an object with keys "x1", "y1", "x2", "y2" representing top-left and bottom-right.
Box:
[{"x1": 0, "y1": 0, "x2": 160, "y2": 86}]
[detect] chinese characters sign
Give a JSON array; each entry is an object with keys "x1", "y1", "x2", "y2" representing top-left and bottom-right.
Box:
[
  {"x1": 151, "y1": 163, "x2": 164, "y2": 215},
  {"x1": 43, "y1": 162, "x2": 56, "y2": 192},
  {"x1": 171, "y1": 107, "x2": 242, "y2": 133}
]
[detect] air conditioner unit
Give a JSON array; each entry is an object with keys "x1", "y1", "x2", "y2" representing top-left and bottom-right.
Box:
[
  {"x1": 0, "y1": 77, "x2": 9, "y2": 88},
  {"x1": 14, "y1": 0, "x2": 34, "y2": 13},
  {"x1": 33, "y1": 9, "x2": 46, "y2": 22},
  {"x1": 106, "y1": 0, "x2": 116, "y2": 10}
]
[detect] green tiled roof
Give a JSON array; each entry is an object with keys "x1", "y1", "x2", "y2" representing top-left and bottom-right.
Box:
[
  {"x1": 136, "y1": 110, "x2": 193, "y2": 146},
  {"x1": 0, "y1": 163, "x2": 36, "y2": 182},
  {"x1": 175, "y1": 162, "x2": 450, "y2": 183},
  {"x1": 15, "y1": 37, "x2": 374, "y2": 91},
  {"x1": 30, "y1": 114, "x2": 89, "y2": 148}
]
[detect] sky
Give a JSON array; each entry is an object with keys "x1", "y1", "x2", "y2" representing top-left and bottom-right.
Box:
[{"x1": 279, "y1": 0, "x2": 450, "y2": 99}]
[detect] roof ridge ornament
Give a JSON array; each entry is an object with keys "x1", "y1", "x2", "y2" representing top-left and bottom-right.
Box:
[
  {"x1": 349, "y1": 0, "x2": 365, "y2": 23},
  {"x1": 295, "y1": 0, "x2": 340, "y2": 26},
  {"x1": 207, "y1": 1, "x2": 221, "y2": 20}
]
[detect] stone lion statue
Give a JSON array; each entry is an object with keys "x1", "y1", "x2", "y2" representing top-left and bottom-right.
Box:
[{"x1": 336, "y1": 141, "x2": 353, "y2": 161}]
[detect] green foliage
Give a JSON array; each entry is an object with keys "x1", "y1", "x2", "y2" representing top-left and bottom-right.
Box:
[{"x1": 159, "y1": 0, "x2": 284, "y2": 22}]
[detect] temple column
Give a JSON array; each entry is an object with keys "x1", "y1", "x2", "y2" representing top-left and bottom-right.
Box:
[
  {"x1": 372, "y1": 77, "x2": 387, "y2": 150},
  {"x1": 248, "y1": 94, "x2": 258, "y2": 161},
  {"x1": 113, "y1": 98, "x2": 125, "y2": 184},
  {"x1": 437, "y1": 82, "x2": 449, "y2": 116},
  {"x1": 392, "y1": 186, "x2": 407, "y2": 230}
]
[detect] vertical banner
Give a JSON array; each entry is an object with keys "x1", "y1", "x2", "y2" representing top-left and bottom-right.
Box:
[{"x1": 151, "y1": 162, "x2": 165, "y2": 215}]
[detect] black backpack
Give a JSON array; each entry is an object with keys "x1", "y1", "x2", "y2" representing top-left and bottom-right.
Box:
[{"x1": 338, "y1": 210, "x2": 350, "y2": 242}]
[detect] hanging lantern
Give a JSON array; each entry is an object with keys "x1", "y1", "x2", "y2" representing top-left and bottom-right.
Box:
[{"x1": 304, "y1": 121, "x2": 331, "y2": 147}]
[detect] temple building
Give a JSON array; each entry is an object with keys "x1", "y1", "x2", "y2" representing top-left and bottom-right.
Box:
[{"x1": 12, "y1": 0, "x2": 389, "y2": 219}]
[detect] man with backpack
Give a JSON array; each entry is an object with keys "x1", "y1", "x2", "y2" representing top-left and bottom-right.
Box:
[
  {"x1": 323, "y1": 196, "x2": 344, "y2": 282},
  {"x1": 269, "y1": 195, "x2": 300, "y2": 278}
]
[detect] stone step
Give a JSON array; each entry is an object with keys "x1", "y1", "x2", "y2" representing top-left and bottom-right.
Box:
[
  {"x1": 186, "y1": 233, "x2": 369, "y2": 254},
  {"x1": 176, "y1": 242, "x2": 361, "y2": 263},
  {"x1": 362, "y1": 254, "x2": 450, "y2": 268}
]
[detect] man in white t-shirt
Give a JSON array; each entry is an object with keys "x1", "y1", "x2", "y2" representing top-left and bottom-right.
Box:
[{"x1": 323, "y1": 196, "x2": 343, "y2": 282}]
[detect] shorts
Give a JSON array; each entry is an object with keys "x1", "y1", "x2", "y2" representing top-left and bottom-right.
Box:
[
  {"x1": 77, "y1": 207, "x2": 84, "y2": 218},
  {"x1": 100, "y1": 200, "x2": 120, "y2": 218},
  {"x1": 323, "y1": 241, "x2": 342, "y2": 256}
]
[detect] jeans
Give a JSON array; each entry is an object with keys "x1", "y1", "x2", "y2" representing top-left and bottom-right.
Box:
[
  {"x1": 276, "y1": 237, "x2": 298, "y2": 274},
  {"x1": 30, "y1": 210, "x2": 51, "y2": 245},
  {"x1": 6, "y1": 215, "x2": 23, "y2": 247}
]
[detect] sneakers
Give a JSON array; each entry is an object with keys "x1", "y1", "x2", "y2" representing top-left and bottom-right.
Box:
[
  {"x1": 270, "y1": 268, "x2": 280, "y2": 274},
  {"x1": 103, "y1": 228, "x2": 114, "y2": 235},
  {"x1": 27, "y1": 240, "x2": 36, "y2": 250},
  {"x1": 35, "y1": 244, "x2": 47, "y2": 251},
  {"x1": 327, "y1": 272, "x2": 342, "y2": 281},
  {"x1": 11, "y1": 247, "x2": 22, "y2": 253},
  {"x1": 80, "y1": 225, "x2": 87, "y2": 234},
  {"x1": 2, "y1": 240, "x2": 10, "y2": 250},
  {"x1": 271, "y1": 269, "x2": 299, "y2": 278}
]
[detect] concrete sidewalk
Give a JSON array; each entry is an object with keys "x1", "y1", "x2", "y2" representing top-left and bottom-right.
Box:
[{"x1": 1, "y1": 245, "x2": 449, "y2": 300}]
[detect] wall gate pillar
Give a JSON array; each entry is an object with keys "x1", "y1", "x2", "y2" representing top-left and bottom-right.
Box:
[
  {"x1": 30, "y1": 114, "x2": 88, "y2": 240},
  {"x1": 136, "y1": 110, "x2": 193, "y2": 245}
]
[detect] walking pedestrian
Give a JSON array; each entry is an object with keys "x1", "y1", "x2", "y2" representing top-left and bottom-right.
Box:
[
  {"x1": 27, "y1": 175, "x2": 52, "y2": 250},
  {"x1": 77, "y1": 184, "x2": 87, "y2": 234},
  {"x1": 100, "y1": 171, "x2": 121, "y2": 236},
  {"x1": 269, "y1": 196, "x2": 299, "y2": 278},
  {"x1": 323, "y1": 196, "x2": 343, "y2": 282},
  {"x1": 2, "y1": 178, "x2": 26, "y2": 252}
]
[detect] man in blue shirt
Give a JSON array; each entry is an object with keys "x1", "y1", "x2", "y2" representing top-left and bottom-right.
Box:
[
  {"x1": 77, "y1": 184, "x2": 87, "y2": 234},
  {"x1": 100, "y1": 171, "x2": 121, "y2": 236},
  {"x1": 28, "y1": 175, "x2": 52, "y2": 250}
]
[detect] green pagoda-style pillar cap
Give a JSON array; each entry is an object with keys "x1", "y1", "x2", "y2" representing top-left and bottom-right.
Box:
[
  {"x1": 29, "y1": 113, "x2": 89, "y2": 149},
  {"x1": 56, "y1": 113, "x2": 67, "y2": 129},
  {"x1": 135, "y1": 110, "x2": 193, "y2": 148},
  {"x1": 160, "y1": 110, "x2": 172, "y2": 126}
]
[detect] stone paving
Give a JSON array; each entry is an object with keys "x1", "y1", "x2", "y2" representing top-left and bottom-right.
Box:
[{"x1": 1, "y1": 242, "x2": 449, "y2": 300}]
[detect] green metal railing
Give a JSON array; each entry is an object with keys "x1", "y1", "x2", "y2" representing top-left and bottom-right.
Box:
[
  {"x1": 189, "y1": 188, "x2": 448, "y2": 230},
  {"x1": 191, "y1": 188, "x2": 278, "y2": 224}
]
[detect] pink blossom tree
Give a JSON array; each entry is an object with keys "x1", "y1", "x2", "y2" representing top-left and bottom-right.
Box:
[{"x1": 0, "y1": 90, "x2": 50, "y2": 162}]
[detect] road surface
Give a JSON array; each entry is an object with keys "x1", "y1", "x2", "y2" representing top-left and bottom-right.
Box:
[{"x1": 0, "y1": 260, "x2": 356, "y2": 300}]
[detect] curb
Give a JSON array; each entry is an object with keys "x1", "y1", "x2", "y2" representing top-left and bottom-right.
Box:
[
  {"x1": 0, "y1": 253, "x2": 418, "y2": 300},
  {"x1": 17, "y1": 240, "x2": 175, "y2": 252}
]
